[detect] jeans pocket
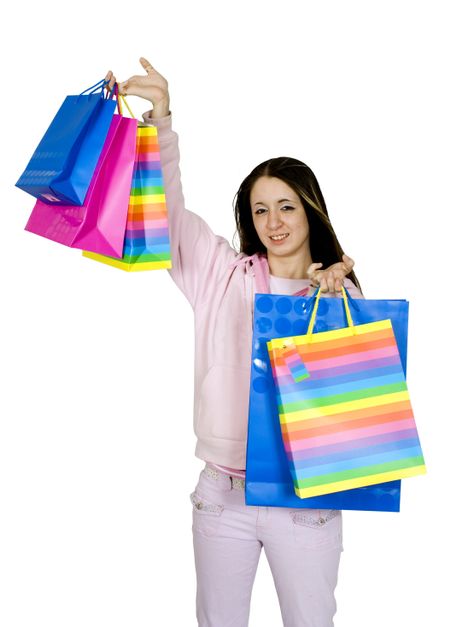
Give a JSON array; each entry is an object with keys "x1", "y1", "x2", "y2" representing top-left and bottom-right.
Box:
[
  {"x1": 289, "y1": 509, "x2": 343, "y2": 550},
  {"x1": 190, "y1": 490, "x2": 224, "y2": 537}
]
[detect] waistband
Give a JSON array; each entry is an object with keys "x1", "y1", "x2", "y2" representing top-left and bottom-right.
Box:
[{"x1": 204, "y1": 464, "x2": 245, "y2": 490}]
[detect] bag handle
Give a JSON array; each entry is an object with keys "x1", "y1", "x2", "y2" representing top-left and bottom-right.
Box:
[
  {"x1": 113, "y1": 84, "x2": 136, "y2": 118},
  {"x1": 79, "y1": 78, "x2": 109, "y2": 98},
  {"x1": 306, "y1": 286, "x2": 355, "y2": 338},
  {"x1": 119, "y1": 94, "x2": 136, "y2": 118}
]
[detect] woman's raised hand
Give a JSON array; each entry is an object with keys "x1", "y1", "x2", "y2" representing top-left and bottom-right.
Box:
[
  {"x1": 105, "y1": 57, "x2": 170, "y2": 118},
  {"x1": 307, "y1": 254, "x2": 355, "y2": 293}
]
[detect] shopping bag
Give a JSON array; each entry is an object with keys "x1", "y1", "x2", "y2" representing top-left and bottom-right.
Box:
[
  {"x1": 267, "y1": 287, "x2": 426, "y2": 499},
  {"x1": 24, "y1": 110, "x2": 137, "y2": 258},
  {"x1": 245, "y1": 288, "x2": 411, "y2": 511},
  {"x1": 16, "y1": 79, "x2": 116, "y2": 205},
  {"x1": 82, "y1": 98, "x2": 171, "y2": 272}
]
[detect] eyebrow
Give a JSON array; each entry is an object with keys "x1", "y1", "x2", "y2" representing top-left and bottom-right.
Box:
[{"x1": 253, "y1": 198, "x2": 297, "y2": 206}]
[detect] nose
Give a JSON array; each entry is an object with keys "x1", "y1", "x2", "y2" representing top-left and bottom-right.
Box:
[{"x1": 267, "y1": 209, "x2": 283, "y2": 230}]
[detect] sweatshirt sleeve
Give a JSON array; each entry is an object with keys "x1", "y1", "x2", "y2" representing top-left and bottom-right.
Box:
[{"x1": 142, "y1": 110, "x2": 237, "y2": 309}]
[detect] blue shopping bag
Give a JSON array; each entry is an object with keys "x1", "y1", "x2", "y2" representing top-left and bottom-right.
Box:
[
  {"x1": 16, "y1": 79, "x2": 116, "y2": 205},
  {"x1": 245, "y1": 288, "x2": 409, "y2": 512}
]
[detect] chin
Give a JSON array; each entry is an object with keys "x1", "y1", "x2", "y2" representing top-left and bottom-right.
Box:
[{"x1": 267, "y1": 244, "x2": 295, "y2": 256}]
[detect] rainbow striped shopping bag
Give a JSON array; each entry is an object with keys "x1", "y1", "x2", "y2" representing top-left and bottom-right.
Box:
[
  {"x1": 83, "y1": 94, "x2": 171, "y2": 271},
  {"x1": 267, "y1": 287, "x2": 426, "y2": 499}
]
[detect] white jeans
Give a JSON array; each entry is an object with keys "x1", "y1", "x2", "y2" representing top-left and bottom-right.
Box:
[{"x1": 191, "y1": 464, "x2": 344, "y2": 627}]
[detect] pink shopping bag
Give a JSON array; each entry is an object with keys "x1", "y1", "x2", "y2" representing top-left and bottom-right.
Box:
[{"x1": 24, "y1": 113, "x2": 137, "y2": 258}]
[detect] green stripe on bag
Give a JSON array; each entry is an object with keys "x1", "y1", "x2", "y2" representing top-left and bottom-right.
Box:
[
  {"x1": 279, "y1": 382, "x2": 407, "y2": 413},
  {"x1": 295, "y1": 455, "x2": 425, "y2": 489}
]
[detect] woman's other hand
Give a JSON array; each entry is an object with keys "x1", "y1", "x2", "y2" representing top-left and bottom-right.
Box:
[
  {"x1": 105, "y1": 57, "x2": 170, "y2": 119},
  {"x1": 307, "y1": 254, "x2": 355, "y2": 293}
]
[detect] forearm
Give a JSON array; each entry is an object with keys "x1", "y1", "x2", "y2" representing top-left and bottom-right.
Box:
[{"x1": 149, "y1": 96, "x2": 170, "y2": 119}]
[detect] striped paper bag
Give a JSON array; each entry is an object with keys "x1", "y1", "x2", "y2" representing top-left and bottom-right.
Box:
[
  {"x1": 267, "y1": 287, "x2": 426, "y2": 499},
  {"x1": 83, "y1": 98, "x2": 171, "y2": 271}
]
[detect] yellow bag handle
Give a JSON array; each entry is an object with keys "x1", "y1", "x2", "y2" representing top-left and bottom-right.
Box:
[
  {"x1": 113, "y1": 84, "x2": 136, "y2": 118},
  {"x1": 117, "y1": 94, "x2": 136, "y2": 118},
  {"x1": 119, "y1": 94, "x2": 136, "y2": 118},
  {"x1": 306, "y1": 286, "x2": 355, "y2": 338}
]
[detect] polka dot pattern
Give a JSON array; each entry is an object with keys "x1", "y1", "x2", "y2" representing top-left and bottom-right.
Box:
[
  {"x1": 251, "y1": 293, "x2": 349, "y2": 396},
  {"x1": 256, "y1": 296, "x2": 273, "y2": 313},
  {"x1": 275, "y1": 298, "x2": 292, "y2": 315}
]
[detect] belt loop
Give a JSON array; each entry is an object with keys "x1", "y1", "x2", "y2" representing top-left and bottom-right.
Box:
[{"x1": 203, "y1": 465, "x2": 245, "y2": 490}]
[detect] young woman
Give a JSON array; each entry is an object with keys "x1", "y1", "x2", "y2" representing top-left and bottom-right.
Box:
[{"x1": 106, "y1": 58, "x2": 363, "y2": 627}]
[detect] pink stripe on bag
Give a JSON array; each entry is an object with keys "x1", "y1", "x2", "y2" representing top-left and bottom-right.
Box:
[
  {"x1": 305, "y1": 346, "x2": 399, "y2": 371},
  {"x1": 137, "y1": 152, "x2": 161, "y2": 162},
  {"x1": 125, "y1": 219, "x2": 168, "y2": 230}
]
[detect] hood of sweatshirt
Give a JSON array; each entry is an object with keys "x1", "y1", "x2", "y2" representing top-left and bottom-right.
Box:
[{"x1": 228, "y1": 252, "x2": 310, "y2": 297}]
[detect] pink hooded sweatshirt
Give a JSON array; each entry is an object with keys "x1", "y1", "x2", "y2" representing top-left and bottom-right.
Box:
[{"x1": 142, "y1": 110, "x2": 363, "y2": 469}]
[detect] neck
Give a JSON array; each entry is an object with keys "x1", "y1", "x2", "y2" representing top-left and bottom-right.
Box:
[{"x1": 267, "y1": 249, "x2": 313, "y2": 280}]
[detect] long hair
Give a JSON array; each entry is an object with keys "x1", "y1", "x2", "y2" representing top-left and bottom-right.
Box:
[{"x1": 232, "y1": 156, "x2": 362, "y2": 292}]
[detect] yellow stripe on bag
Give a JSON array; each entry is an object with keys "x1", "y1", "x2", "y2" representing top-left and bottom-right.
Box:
[
  {"x1": 279, "y1": 391, "x2": 411, "y2": 424},
  {"x1": 127, "y1": 260, "x2": 172, "y2": 271},
  {"x1": 138, "y1": 126, "x2": 157, "y2": 136},
  {"x1": 82, "y1": 251, "x2": 172, "y2": 271},
  {"x1": 297, "y1": 464, "x2": 427, "y2": 498},
  {"x1": 82, "y1": 251, "x2": 126, "y2": 269},
  {"x1": 128, "y1": 194, "x2": 167, "y2": 205}
]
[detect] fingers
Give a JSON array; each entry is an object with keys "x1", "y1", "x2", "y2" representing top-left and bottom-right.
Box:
[
  {"x1": 307, "y1": 262, "x2": 323, "y2": 283},
  {"x1": 105, "y1": 70, "x2": 116, "y2": 93},
  {"x1": 318, "y1": 270, "x2": 344, "y2": 294},
  {"x1": 324, "y1": 273, "x2": 336, "y2": 293},
  {"x1": 319, "y1": 275, "x2": 328, "y2": 292},
  {"x1": 140, "y1": 56, "x2": 153, "y2": 74},
  {"x1": 342, "y1": 254, "x2": 355, "y2": 272},
  {"x1": 322, "y1": 271, "x2": 336, "y2": 293},
  {"x1": 117, "y1": 73, "x2": 142, "y2": 95},
  {"x1": 308, "y1": 257, "x2": 352, "y2": 293}
]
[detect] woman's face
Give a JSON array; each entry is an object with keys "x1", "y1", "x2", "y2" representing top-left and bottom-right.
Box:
[{"x1": 249, "y1": 176, "x2": 310, "y2": 259}]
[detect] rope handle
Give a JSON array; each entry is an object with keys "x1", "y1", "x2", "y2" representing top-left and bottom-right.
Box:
[
  {"x1": 306, "y1": 286, "x2": 355, "y2": 338},
  {"x1": 113, "y1": 84, "x2": 136, "y2": 118},
  {"x1": 119, "y1": 94, "x2": 136, "y2": 118},
  {"x1": 79, "y1": 78, "x2": 110, "y2": 98}
]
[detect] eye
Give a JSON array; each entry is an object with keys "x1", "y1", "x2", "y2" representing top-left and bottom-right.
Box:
[
  {"x1": 254, "y1": 207, "x2": 267, "y2": 215},
  {"x1": 281, "y1": 205, "x2": 295, "y2": 211}
]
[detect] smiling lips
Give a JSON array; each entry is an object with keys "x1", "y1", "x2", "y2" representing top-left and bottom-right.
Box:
[{"x1": 269, "y1": 233, "x2": 289, "y2": 244}]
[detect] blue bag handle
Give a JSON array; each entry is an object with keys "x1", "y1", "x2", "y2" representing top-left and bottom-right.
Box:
[{"x1": 79, "y1": 78, "x2": 110, "y2": 99}]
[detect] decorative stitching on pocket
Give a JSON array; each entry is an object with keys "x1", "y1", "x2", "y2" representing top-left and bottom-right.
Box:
[
  {"x1": 190, "y1": 491, "x2": 224, "y2": 515},
  {"x1": 289, "y1": 509, "x2": 340, "y2": 529}
]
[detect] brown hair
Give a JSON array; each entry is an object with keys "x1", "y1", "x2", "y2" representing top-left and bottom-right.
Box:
[{"x1": 232, "y1": 156, "x2": 362, "y2": 292}]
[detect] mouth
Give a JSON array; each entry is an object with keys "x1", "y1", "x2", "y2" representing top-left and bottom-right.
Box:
[{"x1": 268, "y1": 233, "x2": 289, "y2": 243}]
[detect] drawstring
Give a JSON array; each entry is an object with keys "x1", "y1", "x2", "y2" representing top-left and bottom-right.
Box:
[
  {"x1": 252, "y1": 254, "x2": 270, "y2": 293},
  {"x1": 229, "y1": 253, "x2": 311, "y2": 296},
  {"x1": 229, "y1": 253, "x2": 270, "y2": 294},
  {"x1": 294, "y1": 286, "x2": 310, "y2": 297}
]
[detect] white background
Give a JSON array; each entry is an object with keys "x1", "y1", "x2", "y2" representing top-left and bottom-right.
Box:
[{"x1": 1, "y1": 1, "x2": 448, "y2": 625}]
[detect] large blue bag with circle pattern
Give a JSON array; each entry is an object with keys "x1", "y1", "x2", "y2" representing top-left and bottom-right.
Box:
[{"x1": 245, "y1": 288, "x2": 409, "y2": 511}]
